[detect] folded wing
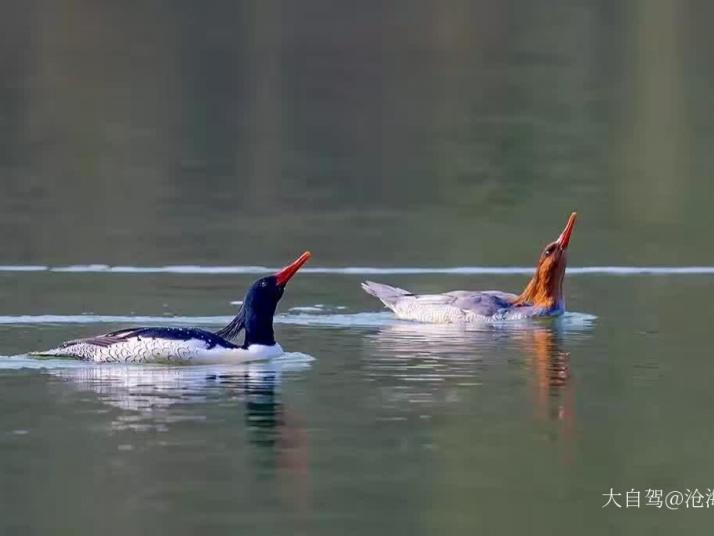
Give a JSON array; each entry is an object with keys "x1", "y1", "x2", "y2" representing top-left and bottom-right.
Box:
[{"x1": 363, "y1": 280, "x2": 519, "y2": 323}]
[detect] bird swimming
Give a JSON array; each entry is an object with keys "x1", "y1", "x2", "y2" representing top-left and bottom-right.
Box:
[
  {"x1": 362, "y1": 212, "x2": 577, "y2": 323},
  {"x1": 30, "y1": 251, "x2": 312, "y2": 363}
]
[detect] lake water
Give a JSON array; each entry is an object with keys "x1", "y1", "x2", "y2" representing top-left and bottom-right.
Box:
[{"x1": 2, "y1": 1, "x2": 714, "y2": 534}]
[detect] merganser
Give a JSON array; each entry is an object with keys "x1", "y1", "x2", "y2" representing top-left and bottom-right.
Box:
[
  {"x1": 362, "y1": 212, "x2": 577, "y2": 323},
  {"x1": 30, "y1": 251, "x2": 311, "y2": 362}
]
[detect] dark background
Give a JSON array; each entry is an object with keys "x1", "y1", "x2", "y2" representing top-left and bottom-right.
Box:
[{"x1": 2, "y1": 0, "x2": 712, "y2": 267}]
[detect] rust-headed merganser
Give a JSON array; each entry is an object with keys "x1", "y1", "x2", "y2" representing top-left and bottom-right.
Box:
[
  {"x1": 362, "y1": 213, "x2": 577, "y2": 323},
  {"x1": 30, "y1": 251, "x2": 311, "y2": 363}
]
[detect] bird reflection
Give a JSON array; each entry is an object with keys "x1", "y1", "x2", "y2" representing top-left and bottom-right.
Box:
[
  {"x1": 366, "y1": 317, "x2": 589, "y2": 433},
  {"x1": 50, "y1": 357, "x2": 313, "y2": 516},
  {"x1": 526, "y1": 327, "x2": 572, "y2": 424},
  {"x1": 205, "y1": 365, "x2": 311, "y2": 485},
  {"x1": 235, "y1": 367, "x2": 311, "y2": 517},
  {"x1": 241, "y1": 368, "x2": 283, "y2": 447},
  {"x1": 50, "y1": 354, "x2": 312, "y2": 428}
]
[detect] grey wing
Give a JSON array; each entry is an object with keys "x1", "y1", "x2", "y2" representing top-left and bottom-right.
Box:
[
  {"x1": 443, "y1": 290, "x2": 518, "y2": 317},
  {"x1": 390, "y1": 290, "x2": 518, "y2": 322}
]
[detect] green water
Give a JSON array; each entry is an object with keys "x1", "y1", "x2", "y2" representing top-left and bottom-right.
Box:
[{"x1": 2, "y1": 1, "x2": 714, "y2": 534}]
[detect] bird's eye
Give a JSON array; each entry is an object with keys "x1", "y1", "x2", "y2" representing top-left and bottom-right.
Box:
[
  {"x1": 261, "y1": 281, "x2": 267, "y2": 287},
  {"x1": 544, "y1": 245, "x2": 555, "y2": 256}
]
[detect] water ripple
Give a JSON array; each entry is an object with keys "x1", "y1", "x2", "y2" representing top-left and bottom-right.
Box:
[
  {"x1": 0, "y1": 264, "x2": 713, "y2": 275},
  {"x1": 0, "y1": 311, "x2": 596, "y2": 329}
]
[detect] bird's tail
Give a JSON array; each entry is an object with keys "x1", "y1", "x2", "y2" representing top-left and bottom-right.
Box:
[
  {"x1": 28, "y1": 347, "x2": 73, "y2": 358},
  {"x1": 361, "y1": 281, "x2": 412, "y2": 310}
]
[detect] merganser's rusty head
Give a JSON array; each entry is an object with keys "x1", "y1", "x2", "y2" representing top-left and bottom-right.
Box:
[{"x1": 514, "y1": 212, "x2": 577, "y2": 311}]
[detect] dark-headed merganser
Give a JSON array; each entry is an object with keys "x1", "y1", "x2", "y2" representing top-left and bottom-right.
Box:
[
  {"x1": 362, "y1": 213, "x2": 577, "y2": 322},
  {"x1": 31, "y1": 251, "x2": 312, "y2": 362}
]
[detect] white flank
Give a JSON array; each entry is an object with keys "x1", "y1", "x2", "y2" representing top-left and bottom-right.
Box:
[{"x1": 34, "y1": 337, "x2": 284, "y2": 364}]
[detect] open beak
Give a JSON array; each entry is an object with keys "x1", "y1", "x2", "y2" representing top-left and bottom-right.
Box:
[
  {"x1": 275, "y1": 251, "x2": 311, "y2": 287},
  {"x1": 556, "y1": 212, "x2": 577, "y2": 250}
]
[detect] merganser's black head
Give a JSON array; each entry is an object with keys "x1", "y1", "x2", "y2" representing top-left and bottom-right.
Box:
[
  {"x1": 514, "y1": 212, "x2": 577, "y2": 311},
  {"x1": 216, "y1": 251, "x2": 311, "y2": 347}
]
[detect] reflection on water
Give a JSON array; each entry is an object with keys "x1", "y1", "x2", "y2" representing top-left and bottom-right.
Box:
[
  {"x1": 42, "y1": 355, "x2": 314, "y2": 517},
  {"x1": 365, "y1": 317, "x2": 589, "y2": 436},
  {"x1": 525, "y1": 328, "x2": 572, "y2": 424},
  {"x1": 47, "y1": 356, "x2": 312, "y2": 429},
  {"x1": 239, "y1": 367, "x2": 311, "y2": 517}
]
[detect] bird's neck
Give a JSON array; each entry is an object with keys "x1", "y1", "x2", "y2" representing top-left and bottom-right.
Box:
[
  {"x1": 242, "y1": 302, "x2": 277, "y2": 348},
  {"x1": 514, "y1": 272, "x2": 563, "y2": 311},
  {"x1": 215, "y1": 302, "x2": 277, "y2": 347}
]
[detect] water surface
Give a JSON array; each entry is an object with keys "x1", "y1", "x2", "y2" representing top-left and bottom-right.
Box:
[{"x1": 2, "y1": 1, "x2": 714, "y2": 534}]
